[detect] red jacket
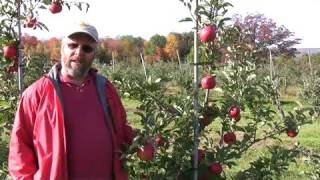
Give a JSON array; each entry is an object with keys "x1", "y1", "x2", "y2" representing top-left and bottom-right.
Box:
[{"x1": 9, "y1": 64, "x2": 132, "y2": 180}]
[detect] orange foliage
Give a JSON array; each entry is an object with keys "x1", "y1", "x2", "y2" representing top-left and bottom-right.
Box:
[
  {"x1": 46, "y1": 37, "x2": 61, "y2": 62},
  {"x1": 22, "y1": 34, "x2": 39, "y2": 55},
  {"x1": 164, "y1": 34, "x2": 179, "y2": 61}
]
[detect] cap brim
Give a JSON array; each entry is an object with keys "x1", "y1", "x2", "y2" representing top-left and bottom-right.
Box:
[{"x1": 67, "y1": 31, "x2": 99, "y2": 42}]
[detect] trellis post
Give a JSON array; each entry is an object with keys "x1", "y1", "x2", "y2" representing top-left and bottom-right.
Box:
[
  {"x1": 193, "y1": 0, "x2": 200, "y2": 179},
  {"x1": 17, "y1": 0, "x2": 24, "y2": 95}
]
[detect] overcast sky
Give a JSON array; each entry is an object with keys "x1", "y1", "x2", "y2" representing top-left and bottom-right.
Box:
[{"x1": 23, "y1": 0, "x2": 320, "y2": 48}]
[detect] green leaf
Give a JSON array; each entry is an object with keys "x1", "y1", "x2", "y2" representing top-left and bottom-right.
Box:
[{"x1": 179, "y1": 17, "x2": 193, "y2": 23}]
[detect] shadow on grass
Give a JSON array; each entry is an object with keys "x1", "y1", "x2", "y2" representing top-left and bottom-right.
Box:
[{"x1": 280, "y1": 100, "x2": 296, "y2": 106}]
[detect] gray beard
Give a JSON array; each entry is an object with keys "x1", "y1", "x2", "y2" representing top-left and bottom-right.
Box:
[{"x1": 62, "y1": 62, "x2": 90, "y2": 81}]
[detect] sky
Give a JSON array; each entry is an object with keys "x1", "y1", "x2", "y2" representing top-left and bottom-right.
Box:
[{"x1": 23, "y1": 0, "x2": 320, "y2": 48}]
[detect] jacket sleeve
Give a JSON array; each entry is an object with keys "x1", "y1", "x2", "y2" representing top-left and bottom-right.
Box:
[
  {"x1": 8, "y1": 93, "x2": 38, "y2": 180},
  {"x1": 105, "y1": 81, "x2": 134, "y2": 144},
  {"x1": 105, "y1": 81, "x2": 133, "y2": 180}
]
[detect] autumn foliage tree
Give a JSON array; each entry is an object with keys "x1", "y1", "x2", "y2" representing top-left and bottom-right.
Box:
[
  {"x1": 164, "y1": 33, "x2": 180, "y2": 62},
  {"x1": 144, "y1": 34, "x2": 167, "y2": 62},
  {"x1": 46, "y1": 37, "x2": 61, "y2": 61},
  {"x1": 232, "y1": 13, "x2": 301, "y2": 63},
  {"x1": 101, "y1": 37, "x2": 122, "y2": 64},
  {"x1": 120, "y1": 35, "x2": 144, "y2": 63}
]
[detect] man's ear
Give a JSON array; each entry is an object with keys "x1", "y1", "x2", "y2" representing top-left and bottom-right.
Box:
[{"x1": 93, "y1": 44, "x2": 99, "y2": 55}]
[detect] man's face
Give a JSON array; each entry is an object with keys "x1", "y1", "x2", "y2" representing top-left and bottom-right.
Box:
[{"x1": 61, "y1": 33, "x2": 97, "y2": 80}]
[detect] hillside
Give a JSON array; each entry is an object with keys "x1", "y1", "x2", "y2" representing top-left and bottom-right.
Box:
[{"x1": 297, "y1": 48, "x2": 320, "y2": 55}]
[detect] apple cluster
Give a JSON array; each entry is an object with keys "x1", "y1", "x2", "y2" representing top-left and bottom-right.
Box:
[
  {"x1": 1, "y1": 1, "x2": 64, "y2": 74},
  {"x1": 134, "y1": 134, "x2": 165, "y2": 162},
  {"x1": 23, "y1": 2, "x2": 62, "y2": 29}
]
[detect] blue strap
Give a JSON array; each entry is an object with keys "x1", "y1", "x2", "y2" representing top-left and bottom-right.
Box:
[
  {"x1": 47, "y1": 63, "x2": 65, "y2": 114},
  {"x1": 95, "y1": 74, "x2": 116, "y2": 133}
]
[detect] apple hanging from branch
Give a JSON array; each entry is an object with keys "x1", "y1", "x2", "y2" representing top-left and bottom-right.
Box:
[
  {"x1": 198, "y1": 149, "x2": 206, "y2": 164},
  {"x1": 199, "y1": 25, "x2": 216, "y2": 43},
  {"x1": 223, "y1": 132, "x2": 237, "y2": 145},
  {"x1": 209, "y1": 162, "x2": 223, "y2": 175},
  {"x1": 137, "y1": 142, "x2": 155, "y2": 161},
  {"x1": 3, "y1": 45, "x2": 17, "y2": 59},
  {"x1": 49, "y1": 2, "x2": 63, "y2": 14},
  {"x1": 229, "y1": 105, "x2": 241, "y2": 120},
  {"x1": 155, "y1": 134, "x2": 164, "y2": 146},
  {"x1": 201, "y1": 75, "x2": 216, "y2": 89},
  {"x1": 24, "y1": 16, "x2": 37, "y2": 28},
  {"x1": 286, "y1": 129, "x2": 298, "y2": 138}
]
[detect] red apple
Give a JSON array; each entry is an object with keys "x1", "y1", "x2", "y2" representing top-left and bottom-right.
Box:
[
  {"x1": 7, "y1": 64, "x2": 18, "y2": 74},
  {"x1": 6, "y1": 59, "x2": 18, "y2": 74},
  {"x1": 155, "y1": 134, "x2": 164, "y2": 146},
  {"x1": 199, "y1": 25, "x2": 216, "y2": 43},
  {"x1": 137, "y1": 143, "x2": 155, "y2": 161},
  {"x1": 201, "y1": 75, "x2": 216, "y2": 89},
  {"x1": 198, "y1": 149, "x2": 206, "y2": 164},
  {"x1": 229, "y1": 105, "x2": 241, "y2": 120},
  {"x1": 24, "y1": 17, "x2": 37, "y2": 28},
  {"x1": 234, "y1": 114, "x2": 241, "y2": 122},
  {"x1": 209, "y1": 163, "x2": 222, "y2": 175},
  {"x1": 49, "y1": 2, "x2": 62, "y2": 14},
  {"x1": 3, "y1": 45, "x2": 17, "y2": 59},
  {"x1": 286, "y1": 129, "x2": 298, "y2": 138},
  {"x1": 223, "y1": 132, "x2": 237, "y2": 145}
]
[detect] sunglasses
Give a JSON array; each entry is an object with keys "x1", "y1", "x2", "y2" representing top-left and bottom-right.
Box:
[{"x1": 67, "y1": 43, "x2": 95, "y2": 53}]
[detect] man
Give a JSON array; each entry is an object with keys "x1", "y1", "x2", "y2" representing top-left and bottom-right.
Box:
[{"x1": 8, "y1": 22, "x2": 133, "y2": 180}]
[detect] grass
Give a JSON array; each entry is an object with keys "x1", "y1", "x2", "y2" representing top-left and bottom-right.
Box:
[
  {"x1": 123, "y1": 97, "x2": 142, "y2": 129},
  {"x1": 298, "y1": 120, "x2": 320, "y2": 152}
]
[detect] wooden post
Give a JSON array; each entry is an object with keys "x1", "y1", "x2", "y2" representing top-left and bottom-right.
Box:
[
  {"x1": 140, "y1": 53, "x2": 148, "y2": 80},
  {"x1": 269, "y1": 48, "x2": 273, "y2": 80},
  {"x1": 111, "y1": 51, "x2": 115, "y2": 72},
  {"x1": 193, "y1": 0, "x2": 200, "y2": 180},
  {"x1": 17, "y1": 0, "x2": 24, "y2": 95},
  {"x1": 176, "y1": 49, "x2": 182, "y2": 71},
  {"x1": 269, "y1": 48, "x2": 285, "y2": 120},
  {"x1": 308, "y1": 49, "x2": 313, "y2": 76}
]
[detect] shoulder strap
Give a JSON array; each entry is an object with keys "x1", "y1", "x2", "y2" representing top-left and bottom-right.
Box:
[
  {"x1": 47, "y1": 63, "x2": 65, "y2": 113},
  {"x1": 96, "y1": 74, "x2": 117, "y2": 133}
]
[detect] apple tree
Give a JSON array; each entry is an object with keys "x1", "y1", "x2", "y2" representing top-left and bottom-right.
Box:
[{"x1": 109, "y1": 0, "x2": 318, "y2": 179}]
